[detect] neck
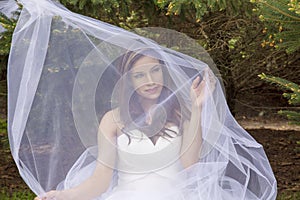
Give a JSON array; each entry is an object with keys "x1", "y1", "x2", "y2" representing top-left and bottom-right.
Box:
[{"x1": 139, "y1": 97, "x2": 158, "y2": 113}]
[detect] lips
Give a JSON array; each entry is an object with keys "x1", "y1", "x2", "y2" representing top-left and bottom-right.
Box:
[{"x1": 145, "y1": 86, "x2": 159, "y2": 94}]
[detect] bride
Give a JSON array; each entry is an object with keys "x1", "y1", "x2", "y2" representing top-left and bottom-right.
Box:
[
  {"x1": 35, "y1": 48, "x2": 215, "y2": 200},
  {"x1": 6, "y1": 0, "x2": 276, "y2": 199}
]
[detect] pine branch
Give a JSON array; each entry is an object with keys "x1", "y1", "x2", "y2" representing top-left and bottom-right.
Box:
[
  {"x1": 259, "y1": 72, "x2": 300, "y2": 125},
  {"x1": 260, "y1": 0, "x2": 300, "y2": 21},
  {"x1": 258, "y1": 73, "x2": 300, "y2": 94},
  {"x1": 278, "y1": 110, "x2": 300, "y2": 125},
  {"x1": 0, "y1": 7, "x2": 19, "y2": 56},
  {"x1": 252, "y1": 0, "x2": 300, "y2": 53}
]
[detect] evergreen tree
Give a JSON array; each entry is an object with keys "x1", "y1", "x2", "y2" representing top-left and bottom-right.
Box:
[
  {"x1": 0, "y1": 11, "x2": 18, "y2": 55},
  {"x1": 156, "y1": 0, "x2": 253, "y2": 21},
  {"x1": 252, "y1": 0, "x2": 300, "y2": 53},
  {"x1": 259, "y1": 73, "x2": 300, "y2": 125},
  {"x1": 0, "y1": 5, "x2": 19, "y2": 79},
  {"x1": 59, "y1": 0, "x2": 153, "y2": 29},
  {"x1": 254, "y1": 0, "x2": 300, "y2": 124}
]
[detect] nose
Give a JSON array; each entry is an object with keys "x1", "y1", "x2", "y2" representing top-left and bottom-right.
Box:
[{"x1": 145, "y1": 73, "x2": 155, "y2": 85}]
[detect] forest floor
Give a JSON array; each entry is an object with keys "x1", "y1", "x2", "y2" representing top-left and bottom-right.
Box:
[
  {"x1": 0, "y1": 80, "x2": 299, "y2": 198},
  {"x1": 238, "y1": 117, "x2": 300, "y2": 194}
]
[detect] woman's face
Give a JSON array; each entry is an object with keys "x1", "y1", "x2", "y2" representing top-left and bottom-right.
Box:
[{"x1": 130, "y1": 56, "x2": 164, "y2": 101}]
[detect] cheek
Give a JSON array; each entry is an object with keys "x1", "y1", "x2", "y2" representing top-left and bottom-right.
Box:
[
  {"x1": 154, "y1": 72, "x2": 164, "y2": 85},
  {"x1": 131, "y1": 78, "x2": 144, "y2": 90},
  {"x1": 135, "y1": 88, "x2": 144, "y2": 96}
]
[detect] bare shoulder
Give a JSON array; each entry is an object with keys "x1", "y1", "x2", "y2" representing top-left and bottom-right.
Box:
[{"x1": 98, "y1": 108, "x2": 121, "y2": 138}]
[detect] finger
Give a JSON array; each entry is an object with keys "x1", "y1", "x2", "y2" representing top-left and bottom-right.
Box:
[
  {"x1": 192, "y1": 81, "x2": 205, "y2": 97},
  {"x1": 45, "y1": 191, "x2": 57, "y2": 199},
  {"x1": 196, "y1": 78, "x2": 206, "y2": 91},
  {"x1": 39, "y1": 191, "x2": 56, "y2": 200},
  {"x1": 34, "y1": 196, "x2": 47, "y2": 200},
  {"x1": 192, "y1": 76, "x2": 201, "y2": 89}
]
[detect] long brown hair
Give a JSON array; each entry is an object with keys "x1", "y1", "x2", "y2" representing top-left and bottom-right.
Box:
[{"x1": 116, "y1": 49, "x2": 190, "y2": 143}]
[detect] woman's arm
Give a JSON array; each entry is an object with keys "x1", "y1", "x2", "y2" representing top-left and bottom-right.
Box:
[
  {"x1": 35, "y1": 110, "x2": 118, "y2": 200},
  {"x1": 180, "y1": 70, "x2": 216, "y2": 168},
  {"x1": 180, "y1": 106, "x2": 202, "y2": 168}
]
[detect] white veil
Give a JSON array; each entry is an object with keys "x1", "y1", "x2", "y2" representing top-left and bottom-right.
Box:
[{"x1": 7, "y1": 0, "x2": 277, "y2": 199}]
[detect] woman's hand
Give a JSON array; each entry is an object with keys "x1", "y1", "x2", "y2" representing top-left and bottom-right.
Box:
[
  {"x1": 34, "y1": 190, "x2": 71, "y2": 200},
  {"x1": 190, "y1": 68, "x2": 216, "y2": 109}
]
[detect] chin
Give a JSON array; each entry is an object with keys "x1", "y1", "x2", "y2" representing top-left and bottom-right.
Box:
[{"x1": 144, "y1": 94, "x2": 161, "y2": 100}]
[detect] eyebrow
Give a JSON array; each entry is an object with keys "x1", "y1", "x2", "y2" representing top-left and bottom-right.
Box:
[{"x1": 131, "y1": 64, "x2": 161, "y2": 74}]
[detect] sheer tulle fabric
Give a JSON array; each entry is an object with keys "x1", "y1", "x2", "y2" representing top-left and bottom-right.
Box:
[{"x1": 7, "y1": 0, "x2": 276, "y2": 199}]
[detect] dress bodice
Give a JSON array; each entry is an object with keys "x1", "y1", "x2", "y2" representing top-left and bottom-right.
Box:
[{"x1": 115, "y1": 126, "x2": 183, "y2": 187}]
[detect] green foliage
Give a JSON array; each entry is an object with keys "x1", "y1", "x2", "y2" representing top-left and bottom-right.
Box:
[
  {"x1": 60, "y1": 0, "x2": 130, "y2": 19},
  {"x1": 278, "y1": 110, "x2": 300, "y2": 125},
  {"x1": 60, "y1": 0, "x2": 150, "y2": 29},
  {"x1": 252, "y1": 0, "x2": 300, "y2": 53},
  {"x1": 289, "y1": 0, "x2": 300, "y2": 14},
  {"x1": 0, "y1": 118, "x2": 7, "y2": 133},
  {"x1": 0, "y1": 12, "x2": 17, "y2": 55},
  {"x1": 0, "y1": 0, "x2": 151, "y2": 57},
  {"x1": 259, "y1": 73, "x2": 300, "y2": 125},
  {"x1": 0, "y1": 189, "x2": 35, "y2": 200},
  {"x1": 0, "y1": 0, "x2": 296, "y2": 111},
  {"x1": 277, "y1": 191, "x2": 300, "y2": 200},
  {"x1": 259, "y1": 73, "x2": 300, "y2": 105},
  {"x1": 0, "y1": 118, "x2": 9, "y2": 150},
  {"x1": 255, "y1": 1, "x2": 300, "y2": 125},
  {"x1": 155, "y1": 0, "x2": 253, "y2": 21}
]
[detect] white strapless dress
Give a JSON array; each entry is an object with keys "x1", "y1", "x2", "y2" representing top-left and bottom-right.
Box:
[
  {"x1": 103, "y1": 126, "x2": 184, "y2": 200},
  {"x1": 61, "y1": 126, "x2": 269, "y2": 200}
]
